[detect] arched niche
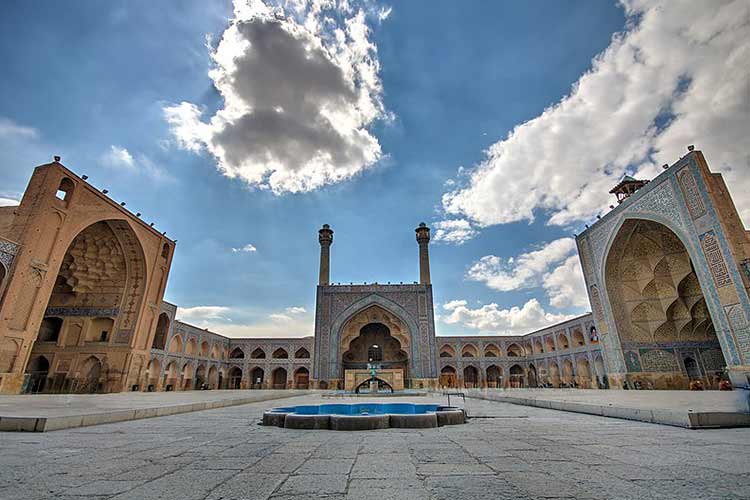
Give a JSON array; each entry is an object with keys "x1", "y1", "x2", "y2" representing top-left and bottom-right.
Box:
[
  {"x1": 272, "y1": 348, "x2": 288, "y2": 359},
  {"x1": 461, "y1": 344, "x2": 478, "y2": 358},
  {"x1": 228, "y1": 366, "x2": 243, "y2": 389},
  {"x1": 294, "y1": 367, "x2": 309, "y2": 389},
  {"x1": 342, "y1": 322, "x2": 408, "y2": 375},
  {"x1": 439, "y1": 345, "x2": 456, "y2": 358},
  {"x1": 604, "y1": 218, "x2": 725, "y2": 385},
  {"x1": 36, "y1": 219, "x2": 147, "y2": 351},
  {"x1": 506, "y1": 343, "x2": 524, "y2": 357},
  {"x1": 152, "y1": 314, "x2": 170, "y2": 350},
  {"x1": 439, "y1": 365, "x2": 457, "y2": 388},
  {"x1": 168, "y1": 335, "x2": 183, "y2": 354}
]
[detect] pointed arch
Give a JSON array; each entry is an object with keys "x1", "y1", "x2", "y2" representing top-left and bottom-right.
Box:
[
  {"x1": 484, "y1": 343, "x2": 500, "y2": 357},
  {"x1": 167, "y1": 334, "x2": 183, "y2": 354},
  {"x1": 272, "y1": 367, "x2": 287, "y2": 389},
  {"x1": 506, "y1": 343, "x2": 524, "y2": 357},
  {"x1": 439, "y1": 344, "x2": 456, "y2": 358},
  {"x1": 461, "y1": 344, "x2": 478, "y2": 358},
  {"x1": 152, "y1": 313, "x2": 169, "y2": 350},
  {"x1": 328, "y1": 293, "x2": 422, "y2": 376},
  {"x1": 294, "y1": 367, "x2": 309, "y2": 388},
  {"x1": 272, "y1": 347, "x2": 288, "y2": 359}
]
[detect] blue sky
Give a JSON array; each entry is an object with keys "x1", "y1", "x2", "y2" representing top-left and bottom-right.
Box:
[{"x1": 1, "y1": 0, "x2": 747, "y2": 337}]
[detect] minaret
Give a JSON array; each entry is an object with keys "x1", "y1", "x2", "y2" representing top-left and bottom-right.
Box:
[
  {"x1": 415, "y1": 222, "x2": 431, "y2": 285},
  {"x1": 318, "y1": 224, "x2": 334, "y2": 285}
]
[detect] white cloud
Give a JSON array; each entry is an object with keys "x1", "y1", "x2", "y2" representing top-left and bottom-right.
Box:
[
  {"x1": 176, "y1": 305, "x2": 232, "y2": 323},
  {"x1": 466, "y1": 237, "x2": 589, "y2": 311},
  {"x1": 102, "y1": 145, "x2": 136, "y2": 169},
  {"x1": 441, "y1": 298, "x2": 573, "y2": 336},
  {"x1": 0, "y1": 117, "x2": 38, "y2": 139},
  {"x1": 431, "y1": 219, "x2": 479, "y2": 245},
  {"x1": 442, "y1": 0, "x2": 750, "y2": 227},
  {"x1": 231, "y1": 243, "x2": 257, "y2": 253},
  {"x1": 467, "y1": 238, "x2": 577, "y2": 291},
  {"x1": 101, "y1": 145, "x2": 172, "y2": 181},
  {"x1": 176, "y1": 304, "x2": 314, "y2": 338},
  {"x1": 542, "y1": 255, "x2": 589, "y2": 309},
  {"x1": 164, "y1": 0, "x2": 389, "y2": 194},
  {"x1": 0, "y1": 197, "x2": 20, "y2": 207},
  {"x1": 269, "y1": 313, "x2": 292, "y2": 321}
]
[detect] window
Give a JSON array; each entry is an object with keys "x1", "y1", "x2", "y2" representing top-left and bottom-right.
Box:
[
  {"x1": 367, "y1": 344, "x2": 382, "y2": 362},
  {"x1": 38, "y1": 317, "x2": 63, "y2": 342},
  {"x1": 55, "y1": 177, "x2": 75, "y2": 204}
]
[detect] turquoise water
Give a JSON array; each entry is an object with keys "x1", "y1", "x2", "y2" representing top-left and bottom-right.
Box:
[{"x1": 271, "y1": 403, "x2": 439, "y2": 415}]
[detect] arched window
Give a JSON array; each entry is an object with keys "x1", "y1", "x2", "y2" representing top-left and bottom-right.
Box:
[
  {"x1": 367, "y1": 344, "x2": 382, "y2": 362},
  {"x1": 55, "y1": 177, "x2": 75, "y2": 204},
  {"x1": 294, "y1": 348, "x2": 310, "y2": 359},
  {"x1": 251, "y1": 348, "x2": 266, "y2": 359},
  {"x1": 230, "y1": 347, "x2": 245, "y2": 359}
]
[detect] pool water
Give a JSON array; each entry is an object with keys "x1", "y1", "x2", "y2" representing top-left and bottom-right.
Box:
[{"x1": 271, "y1": 403, "x2": 440, "y2": 416}]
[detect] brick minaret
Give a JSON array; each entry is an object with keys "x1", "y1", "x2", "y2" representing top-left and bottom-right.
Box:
[{"x1": 318, "y1": 224, "x2": 333, "y2": 285}]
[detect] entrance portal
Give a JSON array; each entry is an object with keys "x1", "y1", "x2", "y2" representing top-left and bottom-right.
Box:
[{"x1": 605, "y1": 219, "x2": 726, "y2": 388}]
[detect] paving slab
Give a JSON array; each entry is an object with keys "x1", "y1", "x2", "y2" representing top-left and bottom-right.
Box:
[
  {"x1": 1, "y1": 394, "x2": 749, "y2": 499},
  {"x1": 0, "y1": 390, "x2": 310, "y2": 431},
  {"x1": 463, "y1": 388, "x2": 750, "y2": 428}
]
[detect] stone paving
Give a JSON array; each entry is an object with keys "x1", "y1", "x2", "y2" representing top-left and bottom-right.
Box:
[{"x1": 1, "y1": 393, "x2": 749, "y2": 499}]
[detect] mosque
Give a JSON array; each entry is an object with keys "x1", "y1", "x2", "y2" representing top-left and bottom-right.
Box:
[{"x1": 0, "y1": 149, "x2": 748, "y2": 394}]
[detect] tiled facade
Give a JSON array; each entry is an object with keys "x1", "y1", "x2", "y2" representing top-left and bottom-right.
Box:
[
  {"x1": 3, "y1": 151, "x2": 746, "y2": 394},
  {"x1": 577, "y1": 150, "x2": 750, "y2": 389}
]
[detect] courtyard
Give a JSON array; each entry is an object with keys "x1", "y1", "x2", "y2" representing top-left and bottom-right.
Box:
[{"x1": 1, "y1": 393, "x2": 749, "y2": 500}]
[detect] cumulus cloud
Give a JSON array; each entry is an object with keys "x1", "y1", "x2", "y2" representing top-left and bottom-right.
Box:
[
  {"x1": 441, "y1": 299, "x2": 573, "y2": 336},
  {"x1": 0, "y1": 117, "x2": 39, "y2": 139},
  {"x1": 431, "y1": 219, "x2": 479, "y2": 245},
  {"x1": 542, "y1": 255, "x2": 589, "y2": 309},
  {"x1": 442, "y1": 0, "x2": 750, "y2": 226},
  {"x1": 177, "y1": 305, "x2": 232, "y2": 323},
  {"x1": 231, "y1": 243, "x2": 257, "y2": 253},
  {"x1": 467, "y1": 238, "x2": 576, "y2": 291},
  {"x1": 176, "y1": 304, "x2": 314, "y2": 338},
  {"x1": 466, "y1": 237, "x2": 589, "y2": 310},
  {"x1": 164, "y1": 0, "x2": 389, "y2": 194},
  {"x1": 101, "y1": 145, "x2": 172, "y2": 181},
  {"x1": 102, "y1": 145, "x2": 136, "y2": 169}
]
